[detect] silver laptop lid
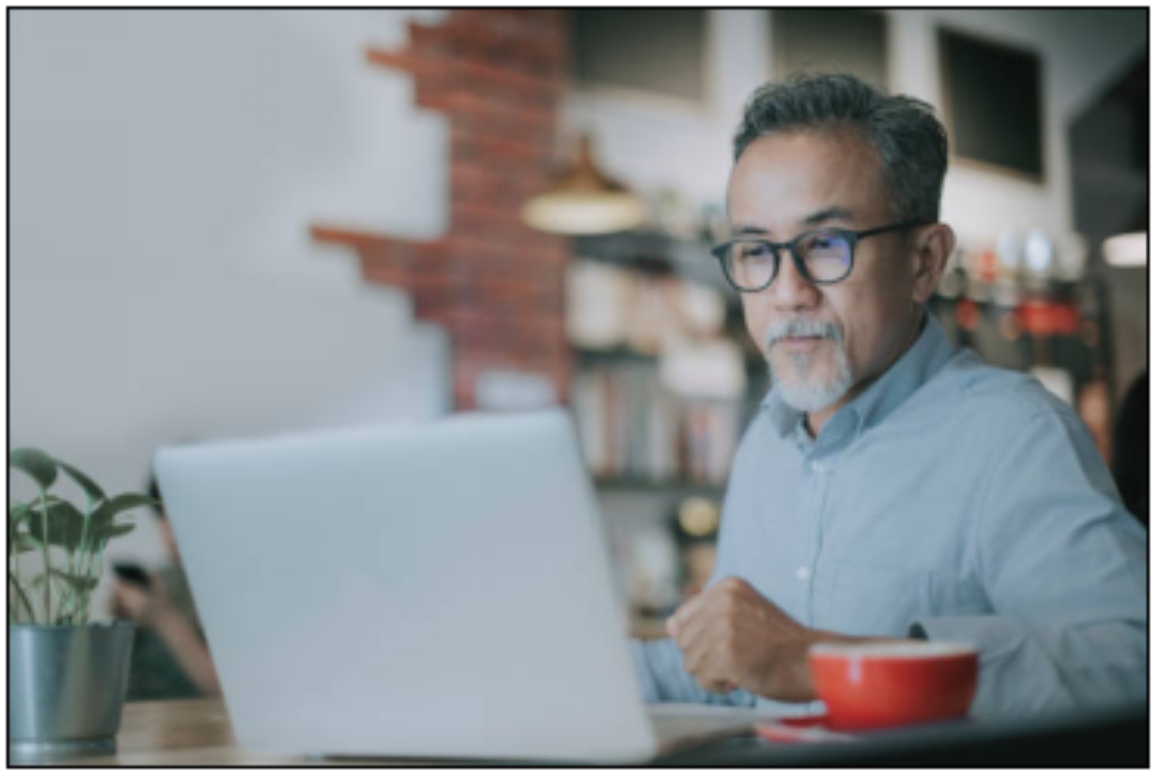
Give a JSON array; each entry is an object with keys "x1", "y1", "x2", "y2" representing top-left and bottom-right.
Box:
[{"x1": 154, "y1": 410, "x2": 656, "y2": 762}]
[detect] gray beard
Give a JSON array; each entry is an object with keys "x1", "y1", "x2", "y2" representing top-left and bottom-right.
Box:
[
  {"x1": 762, "y1": 319, "x2": 854, "y2": 413},
  {"x1": 769, "y1": 346, "x2": 854, "y2": 413}
]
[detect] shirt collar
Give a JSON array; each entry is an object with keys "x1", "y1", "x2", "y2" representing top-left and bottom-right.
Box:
[{"x1": 761, "y1": 313, "x2": 956, "y2": 439}]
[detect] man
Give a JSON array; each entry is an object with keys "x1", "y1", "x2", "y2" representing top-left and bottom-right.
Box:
[
  {"x1": 632, "y1": 73, "x2": 1146, "y2": 720},
  {"x1": 113, "y1": 478, "x2": 220, "y2": 700}
]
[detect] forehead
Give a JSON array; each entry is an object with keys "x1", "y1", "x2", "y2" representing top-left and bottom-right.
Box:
[{"x1": 726, "y1": 129, "x2": 886, "y2": 227}]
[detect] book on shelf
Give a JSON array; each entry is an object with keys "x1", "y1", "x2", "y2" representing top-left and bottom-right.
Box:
[{"x1": 571, "y1": 364, "x2": 740, "y2": 487}]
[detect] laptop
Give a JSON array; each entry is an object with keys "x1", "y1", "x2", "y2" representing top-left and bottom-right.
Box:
[{"x1": 154, "y1": 409, "x2": 771, "y2": 763}]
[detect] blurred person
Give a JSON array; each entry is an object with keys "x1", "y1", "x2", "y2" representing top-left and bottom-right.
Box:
[
  {"x1": 113, "y1": 477, "x2": 220, "y2": 700},
  {"x1": 632, "y1": 74, "x2": 1146, "y2": 720},
  {"x1": 1112, "y1": 370, "x2": 1148, "y2": 527}
]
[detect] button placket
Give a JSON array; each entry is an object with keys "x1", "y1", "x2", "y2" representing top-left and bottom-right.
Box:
[{"x1": 803, "y1": 451, "x2": 837, "y2": 626}]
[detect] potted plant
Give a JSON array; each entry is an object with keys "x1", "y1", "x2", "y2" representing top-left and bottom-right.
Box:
[{"x1": 8, "y1": 448, "x2": 158, "y2": 763}]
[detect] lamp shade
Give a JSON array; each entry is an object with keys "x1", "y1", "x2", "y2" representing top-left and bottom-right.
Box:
[
  {"x1": 521, "y1": 135, "x2": 645, "y2": 235},
  {"x1": 1103, "y1": 232, "x2": 1147, "y2": 268}
]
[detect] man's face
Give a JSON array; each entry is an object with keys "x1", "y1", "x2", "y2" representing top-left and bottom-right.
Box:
[{"x1": 726, "y1": 130, "x2": 925, "y2": 414}]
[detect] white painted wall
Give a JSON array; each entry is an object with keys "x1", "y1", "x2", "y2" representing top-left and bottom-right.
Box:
[
  {"x1": 10, "y1": 9, "x2": 454, "y2": 610},
  {"x1": 565, "y1": 8, "x2": 1147, "y2": 248}
]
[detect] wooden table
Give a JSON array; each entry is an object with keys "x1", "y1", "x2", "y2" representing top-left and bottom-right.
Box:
[
  {"x1": 72, "y1": 698, "x2": 541, "y2": 766},
  {"x1": 66, "y1": 696, "x2": 1150, "y2": 767},
  {"x1": 73, "y1": 698, "x2": 306, "y2": 766}
]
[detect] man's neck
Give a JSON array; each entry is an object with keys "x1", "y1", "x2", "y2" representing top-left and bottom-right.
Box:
[{"x1": 804, "y1": 309, "x2": 926, "y2": 438}]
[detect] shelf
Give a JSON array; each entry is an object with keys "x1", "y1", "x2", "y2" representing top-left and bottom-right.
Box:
[
  {"x1": 571, "y1": 230, "x2": 754, "y2": 499},
  {"x1": 573, "y1": 346, "x2": 659, "y2": 364},
  {"x1": 573, "y1": 344, "x2": 767, "y2": 376},
  {"x1": 572, "y1": 230, "x2": 729, "y2": 293},
  {"x1": 594, "y1": 478, "x2": 726, "y2": 495}
]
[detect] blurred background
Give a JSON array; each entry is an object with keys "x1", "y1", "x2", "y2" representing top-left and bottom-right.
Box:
[{"x1": 10, "y1": 9, "x2": 1148, "y2": 640}]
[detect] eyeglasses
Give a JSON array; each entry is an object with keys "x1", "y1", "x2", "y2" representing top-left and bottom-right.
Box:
[{"x1": 711, "y1": 221, "x2": 928, "y2": 292}]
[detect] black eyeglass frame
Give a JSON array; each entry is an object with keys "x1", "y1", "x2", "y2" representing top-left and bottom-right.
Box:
[{"x1": 710, "y1": 221, "x2": 930, "y2": 292}]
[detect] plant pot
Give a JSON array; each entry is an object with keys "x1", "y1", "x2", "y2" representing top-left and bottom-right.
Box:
[{"x1": 8, "y1": 621, "x2": 135, "y2": 763}]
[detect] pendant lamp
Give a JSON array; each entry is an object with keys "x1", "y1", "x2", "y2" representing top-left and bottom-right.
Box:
[{"x1": 521, "y1": 134, "x2": 645, "y2": 236}]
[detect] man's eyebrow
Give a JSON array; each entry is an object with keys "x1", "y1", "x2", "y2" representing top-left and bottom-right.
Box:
[
  {"x1": 803, "y1": 207, "x2": 855, "y2": 225},
  {"x1": 729, "y1": 207, "x2": 856, "y2": 237}
]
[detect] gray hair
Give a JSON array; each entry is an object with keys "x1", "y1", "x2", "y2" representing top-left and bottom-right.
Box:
[{"x1": 733, "y1": 73, "x2": 948, "y2": 224}]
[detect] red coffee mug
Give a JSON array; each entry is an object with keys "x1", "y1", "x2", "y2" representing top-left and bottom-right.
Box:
[{"x1": 809, "y1": 641, "x2": 979, "y2": 732}]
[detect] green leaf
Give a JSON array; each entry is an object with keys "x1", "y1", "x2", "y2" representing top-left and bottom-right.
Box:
[
  {"x1": 31, "y1": 569, "x2": 99, "y2": 593},
  {"x1": 27, "y1": 499, "x2": 87, "y2": 552},
  {"x1": 11, "y1": 532, "x2": 42, "y2": 554},
  {"x1": 56, "y1": 461, "x2": 105, "y2": 505},
  {"x1": 9, "y1": 573, "x2": 37, "y2": 624},
  {"x1": 11, "y1": 496, "x2": 64, "y2": 525},
  {"x1": 107, "y1": 522, "x2": 136, "y2": 538},
  {"x1": 9, "y1": 502, "x2": 32, "y2": 530},
  {"x1": 105, "y1": 493, "x2": 159, "y2": 516},
  {"x1": 87, "y1": 493, "x2": 155, "y2": 544},
  {"x1": 9, "y1": 448, "x2": 57, "y2": 490}
]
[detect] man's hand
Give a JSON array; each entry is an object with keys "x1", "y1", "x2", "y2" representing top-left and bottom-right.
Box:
[
  {"x1": 112, "y1": 572, "x2": 175, "y2": 627},
  {"x1": 667, "y1": 576, "x2": 838, "y2": 702},
  {"x1": 112, "y1": 571, "x2": 223, "y2": 696}
]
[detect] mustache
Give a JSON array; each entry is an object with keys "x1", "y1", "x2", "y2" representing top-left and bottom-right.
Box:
[{"x1": 762, "y1": 319, "x2": 842, "y2": 349}]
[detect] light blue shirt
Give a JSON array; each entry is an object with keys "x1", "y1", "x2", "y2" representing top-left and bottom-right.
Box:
[{"x1": 633, "y1": 314, "x2": 1147, "y2": 720}]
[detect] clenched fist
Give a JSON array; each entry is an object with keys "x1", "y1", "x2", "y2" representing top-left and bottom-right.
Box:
[{"x1": 667, "y1": 576, "x2": 859, "y2": 702}]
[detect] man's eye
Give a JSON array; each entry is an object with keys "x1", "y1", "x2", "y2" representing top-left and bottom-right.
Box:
[{"x1": 740, "y1": 243, "x2": 772, "y2": 259}]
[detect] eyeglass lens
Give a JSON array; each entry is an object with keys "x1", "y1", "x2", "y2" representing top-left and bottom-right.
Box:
[{"x1": 723, "y1": 231, "x2": 853, "y2": 289}]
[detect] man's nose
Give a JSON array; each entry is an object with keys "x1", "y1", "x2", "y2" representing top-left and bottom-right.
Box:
[{"x1": 768, "y1": 252, "x2": 821, "y2": 311}]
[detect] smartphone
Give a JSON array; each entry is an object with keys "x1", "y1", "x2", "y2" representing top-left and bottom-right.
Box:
[{"x1": 113, "y1": 563, "x2": 151, "y2": 589}]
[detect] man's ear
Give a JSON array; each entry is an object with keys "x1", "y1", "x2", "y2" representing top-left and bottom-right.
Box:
[{"x1": 911, "y1": 223, "x2": 955, "y2": 304}]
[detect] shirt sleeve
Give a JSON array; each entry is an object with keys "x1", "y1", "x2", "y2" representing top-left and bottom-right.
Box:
[
  {"x1": 627, "y1": 419, "x2": 763, "y2": 709},
  {"x1": 630, "y1": 637, "x2": 757, "y2": 707},
  {"x1": 912, "y1": 406, "x2": 1147, "y2": 720}
]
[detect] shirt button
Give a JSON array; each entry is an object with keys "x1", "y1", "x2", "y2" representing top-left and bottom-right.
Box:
[
  {"x1": 796, "y1": 566, "x2": 811, "y2": 581},
  {"x1": 810, "y1": 460, "x2": 825, "y2": 474}
]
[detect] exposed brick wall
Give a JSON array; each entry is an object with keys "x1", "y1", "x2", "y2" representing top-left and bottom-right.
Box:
[{"x1": 311, "y1": 9, "x2": 572, "y2": 410}]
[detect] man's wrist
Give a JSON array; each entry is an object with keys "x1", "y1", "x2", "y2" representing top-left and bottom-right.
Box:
[
  {"x1": 810, "y1": 629, "x2": 920, "y2": 648},
  {"x1": 776, "y1": 629, "x2": 844, "y2": 702},
  {"x1": 807, "y1": 628, "x2": 866, "y2": 648},
  {"x1": 789, "y1": 629, "x2": 924, "y2": 701},
  {"x1": 148, "y1": 604, "x2": 182, "y2": 631},
  {"x1": 791, "y1": 640, "x2": 818, "y2": 701}
]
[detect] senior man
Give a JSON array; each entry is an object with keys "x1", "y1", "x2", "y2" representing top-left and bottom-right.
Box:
[{"x1": 632, "y1": 73, "x2": 1146, "y2": 720}]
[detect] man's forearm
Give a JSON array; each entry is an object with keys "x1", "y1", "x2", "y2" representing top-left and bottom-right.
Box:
[{"x1": 153, "y1": 610, "x2": 220, "y2": 696}]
